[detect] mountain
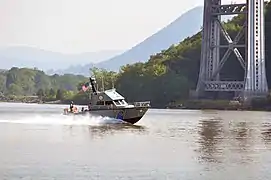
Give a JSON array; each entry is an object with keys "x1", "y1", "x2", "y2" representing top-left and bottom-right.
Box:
[
  {"x1": 94, "y1": 6, "x2": 204, "y2": 71},
  {"x1": 0, "y1": 6, "x2": 203, "y2": 75},
  {"x1": 47, "y1": 64, "x2": 95, "y2": 75},
  {"x1": 0, "y1": 46, "x2": 122, "y2": 71},
  {"x1": 46, "y1": 50, "x2": 124, "y2": 75}
]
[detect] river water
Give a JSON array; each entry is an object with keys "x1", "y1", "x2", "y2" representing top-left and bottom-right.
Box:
[{"x1": 0, "y1": 102, "x2": 271, "y2": 179}]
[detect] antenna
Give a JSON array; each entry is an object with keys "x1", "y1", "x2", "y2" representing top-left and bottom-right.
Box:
[
  {"x1": 101, "y1": 76, "x2": 105, "y2": 91},
  {"x1": 89, "y1": 77, "x2": 97, "y2": 93},
  {"x1": 112, "y1": 77, "x2": 115, "y2": 89}
]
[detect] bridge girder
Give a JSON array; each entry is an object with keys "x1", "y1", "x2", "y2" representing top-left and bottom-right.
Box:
[{"x1": 195, "y1": 0, "x2": 268, "y2": 100}]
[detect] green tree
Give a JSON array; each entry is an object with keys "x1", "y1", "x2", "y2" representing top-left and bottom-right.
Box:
[
  {"x1": 63, "y1": 90, "x2": 75, "y2": 100},
  {"x1": 0, "y1": 74, "x2": 6, "y2": 93},
  {"x1": 7, "y1": 83, "x2": 23, "y2": 95},
  {"x1": 2, "y1": 67, "x2": 87, "y2": 98},
  {"x1": 90, "y1": 67, "x2": 118, "y2": 90},
  {"x1": 36, "y1": 89, "x2": 44, "y2": 98},
  {"x1": 49, "y1": 88, "x2": 56, "y2": 98},
  {"x1": 56, "y1": 89, "x2": 64, "y2": 100}
]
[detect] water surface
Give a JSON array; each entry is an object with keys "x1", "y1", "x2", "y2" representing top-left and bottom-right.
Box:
[{"x1": 0, "y1": 103, "x2": 271, "y2": 179}]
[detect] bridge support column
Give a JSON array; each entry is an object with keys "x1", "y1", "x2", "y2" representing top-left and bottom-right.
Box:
[
  {"x1": 244, "y1": 0, "x2": 268, "y2": 100},
  {"x1": 195, "y1": 0, "x2": 268, "y2": 100}
]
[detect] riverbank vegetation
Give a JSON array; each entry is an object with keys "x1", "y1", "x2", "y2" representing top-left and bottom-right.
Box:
[{"x1": 0, "y1": 67, "x2": 87, "y2": 103}]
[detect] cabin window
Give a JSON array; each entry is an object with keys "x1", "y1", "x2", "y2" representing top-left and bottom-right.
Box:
[
  {"x1": 121, "y1": 100, "x2": 127, "y2": 104},
  {"x1": 113, "y1": 100, "x2": 127, "y2": 105},
  {"x1": 105, "y1": 101, "x2": 114, "y2": 105},
  {"x1": 113, "y1": 100, "x2": 121, "y2": 105},
  {"x1": 96, "y1": 101, "x2": 104, "y2": 105}
]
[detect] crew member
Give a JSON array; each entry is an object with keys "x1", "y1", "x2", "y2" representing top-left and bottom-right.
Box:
[
  {"x1": 70, "y1": 101, "x2": 74, "y2": 112},
  {"x1": 88, "y1": 103, "x2": 91, "y2": 111}
]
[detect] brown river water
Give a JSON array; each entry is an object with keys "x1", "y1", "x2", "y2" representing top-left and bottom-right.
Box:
[{"x1": 0, "y1": 102, "x2": 271, "y2": 179}]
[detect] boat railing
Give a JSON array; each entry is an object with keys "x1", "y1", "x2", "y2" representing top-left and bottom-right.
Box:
[{"x1": 133, "y1": 101, "x2": 151, "y2": 107}]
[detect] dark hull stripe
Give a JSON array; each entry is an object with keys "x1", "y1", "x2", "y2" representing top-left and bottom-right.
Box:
[
  {"x1": 82, "y1": 107, "x2": 148, "y2": 111},
  {"x1": 123, "y1": 116, "x2": 143, "y2": 124},
  {"x1": 64, "y1": 112, "x2": 144, "y2": 124}
]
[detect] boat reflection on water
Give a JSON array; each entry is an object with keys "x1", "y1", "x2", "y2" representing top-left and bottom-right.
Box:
[{"x1": 87, "y1": 123, "x2": 148, "y2": 139}]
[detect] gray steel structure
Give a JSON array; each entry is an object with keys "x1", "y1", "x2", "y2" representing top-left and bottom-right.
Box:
[{"x1": 196, "y1": 0, "x2": 268, "y2": 100}]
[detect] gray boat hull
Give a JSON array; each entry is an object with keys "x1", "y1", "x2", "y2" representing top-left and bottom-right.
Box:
[{"x1": 64, "y1": 107, "x2": 149, "y2": 124}]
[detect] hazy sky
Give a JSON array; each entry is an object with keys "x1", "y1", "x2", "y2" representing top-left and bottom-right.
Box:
[{"x1": 0, "y1": 0, "x2": 244, "y2": 54}]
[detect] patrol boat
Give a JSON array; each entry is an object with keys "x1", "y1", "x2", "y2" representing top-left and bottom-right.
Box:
[{"x1": 63, "y1": 77, "x2": 150, "y2": 124}]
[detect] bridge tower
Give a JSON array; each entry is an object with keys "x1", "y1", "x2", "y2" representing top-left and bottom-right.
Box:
[{"x1": 195, "y1": 0, "x2": 268, "y2": 100}]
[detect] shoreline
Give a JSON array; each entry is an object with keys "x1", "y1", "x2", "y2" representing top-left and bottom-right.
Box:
[
  {"x1": 1, "y1": 97, "x2": 271, "y2": 112},
  {"x1": 0, "y1": 98, "x2": 62, "y2": 104},
  {"x1": 1, "y1": 100, "x2": 271, "y2": 112}
]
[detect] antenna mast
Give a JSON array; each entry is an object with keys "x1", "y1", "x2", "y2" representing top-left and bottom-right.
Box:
[
  {"x1": 112, "y1": 77, "x2": 115, "y2": 89},
  {"x1": 101, "y1": 76, "x2": 105, "y2": 91}
]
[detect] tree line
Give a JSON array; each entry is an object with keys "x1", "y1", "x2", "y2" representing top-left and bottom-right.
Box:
[{"x1": 0, "y1": 67, "x2": 88, "y2": 102}]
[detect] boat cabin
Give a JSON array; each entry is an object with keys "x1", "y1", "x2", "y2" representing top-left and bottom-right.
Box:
[{"x1": 90, "y1": 89, "x2": 128, "y2": 107}]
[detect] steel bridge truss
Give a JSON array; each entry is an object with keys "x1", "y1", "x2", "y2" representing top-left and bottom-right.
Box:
[{"x1": 196, "y1": 0, "x2": 268, "y2": 99}]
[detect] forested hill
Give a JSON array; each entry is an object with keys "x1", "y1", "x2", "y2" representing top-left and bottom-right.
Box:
[
  {"x1": 0, "y1": 67, "x2": 87, "y2": 101},
  {"x1": 106, "y1": 1, "x2": 271, "y2": 107}
]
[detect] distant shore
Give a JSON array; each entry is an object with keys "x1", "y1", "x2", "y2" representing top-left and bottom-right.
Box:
[
  {"x1": 2, "y1": 95, "x2": 271, "y2": 111},
  {"x1": 0, "y1": 96, "x2": 63, "y2": 104},
  {"x1": 166, "y1": 98, "x2": 271, "y2": 111},
  {"x1": 0, "y1": 95, "x2": 88, "y2": 106}
]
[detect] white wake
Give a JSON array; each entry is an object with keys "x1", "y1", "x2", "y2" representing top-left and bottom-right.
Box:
[{"x1": 0, "y1": 113, "x2": 124, "y2": 126}]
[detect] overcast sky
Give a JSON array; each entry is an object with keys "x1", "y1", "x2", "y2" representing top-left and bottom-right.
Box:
[{"x1": 0, "y1": 0, "x2": 244, "y2": 53}]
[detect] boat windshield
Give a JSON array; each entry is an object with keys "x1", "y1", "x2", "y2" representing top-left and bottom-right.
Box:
[
  {"x1": 113, "y1": 99, "x2": 127, "y2": 106},
  {"x1": 105, "y1": 101, "x2": 114, "y2": 105},
  {"x1": 114, "y1": 100, "x2": 121, "y2": 105},
  {"x1": 96, "y1": 101, "x2": 114, "y2": 106}
]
